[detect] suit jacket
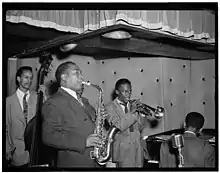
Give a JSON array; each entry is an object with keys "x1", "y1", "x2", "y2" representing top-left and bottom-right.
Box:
[
  {"x1": 159, "y1": 132, "x2": 215, "y2": 168},
  {"x1": 42, "y1": 88, "x2": 97, "y2": 168},
  {"x1": 6, "y1": 91, "x2": 37, "y2": 166},
  {"x1": 105, "y1": 99, "x2": 148, "y2": 166}
]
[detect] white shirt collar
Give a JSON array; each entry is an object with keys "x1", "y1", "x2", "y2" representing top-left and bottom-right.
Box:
[
  {"x1": 61, "y1": 86, "x2": 78, "y2": 100},
  {"x1": 116, "y1": 97, "x2": 130, "y2": 113},
  {"x1": 184, "y1": 130, "x2": 196, "y2": 136},
  {"x1": 16, "y1": 88, "x2": 30, "y2": 110}
]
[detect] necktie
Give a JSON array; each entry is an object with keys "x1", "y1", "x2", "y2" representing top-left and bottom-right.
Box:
[
  {"x1": 120, "y1": 102, "x2": 134, "y2": 132},
  {"x1": 77, "y1": 96, "x2": 84, "y2": 107},
  {"x1": 23, "y1": 93, "x2": 28, "y2": 124}
]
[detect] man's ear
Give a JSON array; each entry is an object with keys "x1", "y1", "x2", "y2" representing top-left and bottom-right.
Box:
[
  {"x1": 17, "y1": 76, "x2": 21, "y2": 83},
  {"x1": 61, "y1": 74, "x2": 66, "y2": 81},
  {"x1": 115, "y1": 90, "x2": 119, "y2": 95},
  {"x1": 183, "y1": 122, "x2": 186, "y2": 128}
]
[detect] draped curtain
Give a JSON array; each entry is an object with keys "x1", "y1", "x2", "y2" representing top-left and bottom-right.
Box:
[{"x1": 6, "y1": 10, "x2": 215, "y2": 44}]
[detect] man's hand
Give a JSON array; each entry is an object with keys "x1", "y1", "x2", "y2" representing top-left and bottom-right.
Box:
[
  {"x1": 38, "y1": 85, "x2": 46, "y2": 95},
  {"x1": 86, "y1": 134, "x2": 103, "y2": 148},
  {"x1": 6, "y1": 147, "x2": 16, "y2": 161},
  {"x1": 130, "y1": 99, "x2": 141, "y2": 114},
  {"x1": 6, "y1": 152, "x2": 12, "y2": 161},
  {"x1": 100, "y1": 106, "x2": 108, "y2": 118},
  {"x1": 38, "y1": 85, "x2": 48, "y2": 101}
]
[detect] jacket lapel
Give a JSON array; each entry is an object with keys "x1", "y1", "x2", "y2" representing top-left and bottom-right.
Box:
[
  {"x1": 112, "y1": 99, "x2": 125, "y2": 119},
  {"x1": 13, "y1": 93, "x2": 26, "y2": 126},
  {"x1": 58, "y1": 88, "x2": 87, "y2": 123},
  {"x1": 82, "y1": 97, "x2": 96, "y2": 123}
]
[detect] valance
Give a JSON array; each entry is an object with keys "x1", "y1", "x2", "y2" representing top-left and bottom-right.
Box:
[{"x1": 6, "y1": 10, "x2": 215, "y2": 44}]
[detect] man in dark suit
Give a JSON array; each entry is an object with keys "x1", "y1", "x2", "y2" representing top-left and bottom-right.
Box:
[
  {"x1": 42, "y1": 61, "x2": 102, "y2": 168},
  {"x1": 6, "y1": 66, "x2": 47, "y2": 167},
  {"x1": 160, "y1": 112, "x2": 215, "y2": 168}
]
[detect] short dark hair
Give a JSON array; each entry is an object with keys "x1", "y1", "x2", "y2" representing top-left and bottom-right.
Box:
[
  {"x1": 55, "y1": 61, "x2": 77, "y2": 84},
  {"x1": 185, "y1": 112, "x2": 205, "y2": 131},
  {"x1": 16, "y1": 66, "x2": 33, "y2": 87},
  {"x1": 115, "y1": 78, "x2": 131, "y2": 91}
]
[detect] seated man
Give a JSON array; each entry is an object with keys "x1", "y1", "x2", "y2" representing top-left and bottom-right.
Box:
[{"x1": 159, "y1": 112, "x2": 215, "y2": 168}]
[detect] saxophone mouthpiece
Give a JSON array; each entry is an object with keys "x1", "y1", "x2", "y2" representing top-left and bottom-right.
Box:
[{"x1": 82, "y1": 81, "x2": 91, "y2": 86}]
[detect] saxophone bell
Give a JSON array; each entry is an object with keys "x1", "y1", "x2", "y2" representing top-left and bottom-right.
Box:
[{"x1": 83, "y1": 80, "x2": 120, "y2": 165}]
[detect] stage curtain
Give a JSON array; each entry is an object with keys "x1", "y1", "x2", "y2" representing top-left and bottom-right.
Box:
[{"x1": 6, "y1": 10, "x2": 215, "y2": 43}]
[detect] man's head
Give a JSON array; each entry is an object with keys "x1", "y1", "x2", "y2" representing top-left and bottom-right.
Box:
[
  {"x1": 115, "y1": 78, "x2": 132, "y2": 103},
  {"x1": 16, "y1": 66, "x2": 33, "y2": 92},
  {"x1": 184, "y1": 112, "x2": 205, "y2": 133},
  {"x1": 55, "y1": 61, "x2": 83, "y2": 92}
]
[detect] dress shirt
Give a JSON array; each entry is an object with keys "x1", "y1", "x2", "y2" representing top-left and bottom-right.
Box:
[
  {"x1": 116, "y1": 97, "x2": 130, "y2": 113},
  {"x1": 61, "y1": 86, "x2": 83, "y2": 105},
  {"x1": 16, "y1": 88, "x2": 30, "y2": 111}
]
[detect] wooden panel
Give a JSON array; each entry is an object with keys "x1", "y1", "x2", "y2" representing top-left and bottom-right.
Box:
[
  {"x1": 7, "y1": 58, "x2": 18, "y2": 96},
  {"x1": 77, "y1": 36, "x2": 214, "y2": 60}
]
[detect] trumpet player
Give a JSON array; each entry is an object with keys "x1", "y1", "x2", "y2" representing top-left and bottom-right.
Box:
[{"x1": 105, "y1": 78, "x2": 151, "y2": 167}]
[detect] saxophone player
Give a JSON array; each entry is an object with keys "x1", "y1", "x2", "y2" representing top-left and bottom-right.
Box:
[
  {"x1": 42, "y1": 61, "x2": 102, "y2": 168},
  {"x1": 105, "y1": 78, "x2": 150, "y2": 167}
]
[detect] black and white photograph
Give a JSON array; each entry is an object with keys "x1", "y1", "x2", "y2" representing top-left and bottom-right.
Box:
[{"x1": 2, "y1": 2, "x2": 217, "y2": 171}]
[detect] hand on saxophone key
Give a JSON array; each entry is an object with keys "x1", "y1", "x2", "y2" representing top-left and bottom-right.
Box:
[
  {"x1": 86, "y1": 134, "x2": 103, "y2": 147},
  {"x1": 100, "y1": 106, "x2": 108, "y2": 118}
]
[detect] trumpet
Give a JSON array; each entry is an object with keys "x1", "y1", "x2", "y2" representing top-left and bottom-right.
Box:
[{"x1": 129, "y1": 99, "x2": 165, "y2": 118}]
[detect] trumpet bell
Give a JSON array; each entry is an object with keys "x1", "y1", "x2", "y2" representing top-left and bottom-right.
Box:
[{"x1": 155, "y1": 106, "x2": 165, "y2": 118}]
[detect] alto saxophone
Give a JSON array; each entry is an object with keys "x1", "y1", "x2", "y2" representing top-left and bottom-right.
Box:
[{"x1": 82, "y1": 81, "x2": 120, "y2": 165}]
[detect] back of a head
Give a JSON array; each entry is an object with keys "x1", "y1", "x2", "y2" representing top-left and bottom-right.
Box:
[{"x1": 185, "y1": 112, "x2": 205, "y2": 131}]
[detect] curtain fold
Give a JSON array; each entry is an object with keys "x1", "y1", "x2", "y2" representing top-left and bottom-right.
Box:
[{"x1": 6, "y1": 10, "x2": 215, "y2": 44}]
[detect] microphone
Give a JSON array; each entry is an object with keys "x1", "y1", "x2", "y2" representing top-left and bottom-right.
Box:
[
  {"x1": 171, "y1": 134, "x2": 184, "y2": 167},
  {"x1": 171, "y1": 134, "x2": 184, "y2": 149}
]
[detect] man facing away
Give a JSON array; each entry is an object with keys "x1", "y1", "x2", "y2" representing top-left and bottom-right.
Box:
[
  {"x1": 6, "y1": 66, "x2": 47, "y2": 167},
  {"x1": 160, "y1": 112, "x2": 215, "y2": 168},
  {"x1": 41, "y1": 61, "x2": 103, "y2": 168}
]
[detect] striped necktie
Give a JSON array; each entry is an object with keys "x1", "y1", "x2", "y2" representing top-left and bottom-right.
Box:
[
  {"x1": 120, "y1": 102, "x2": 134, "y2": 132},
  {"x1": 23, "y1": 93, "x2": 28, "y2": 124},
  {"x1": 77, "y1": 96, "x2": 84, "y2": 107}
]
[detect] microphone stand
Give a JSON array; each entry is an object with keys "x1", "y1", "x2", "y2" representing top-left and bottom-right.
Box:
[{"x1": 177, "y1": 147, "x2": 184, "y2": 168}]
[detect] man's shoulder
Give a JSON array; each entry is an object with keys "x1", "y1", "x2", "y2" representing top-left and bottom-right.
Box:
[
  {"x1": 6, "y1": 93, "x2": 17, "y2": 103},
  {"x1": 44, "y1": 90, "x2": 67, "y2": 105},
  {"x1": 81, "y1": 96, "x2": 89, "y2": 103},
  {"x1": 30, "y1": 90, "x2": 38, "y2": 97},
  {"x1": 105, "y1": 99, "x2": 116, "y2": 108}
]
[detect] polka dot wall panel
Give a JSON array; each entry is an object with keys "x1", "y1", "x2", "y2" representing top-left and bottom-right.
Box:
[
  {"x1": 189, "y1": 60, "x2": 215, "y2": 128},
  {"x1": 162, "y1": 58, "x2": 191, "y2": 131},
  {"x1": 99, "y1": 57, "x2": 165, "y2": 137},
  {"x1": 8, "y1": 54, "x2": 215, "y2": 135}
]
